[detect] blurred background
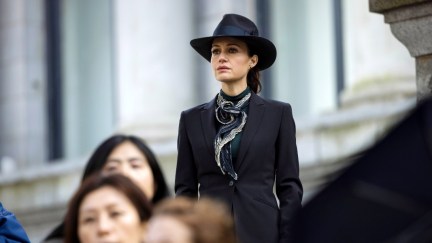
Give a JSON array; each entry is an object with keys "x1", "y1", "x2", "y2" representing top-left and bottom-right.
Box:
[{"x1": 0, "y1": 0, "x2": 416, "y2": 241}]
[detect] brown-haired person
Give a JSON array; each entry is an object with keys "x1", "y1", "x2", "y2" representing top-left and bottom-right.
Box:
[
  {"x1": 145, "y1": 196, "x2": 236, "y2": 243},
  {"x1": 64, "y1": 174, "x2": 152, "y2": 243},
  {"x1": 175, "y1": 14, "x2": 303, "y2": 243}
]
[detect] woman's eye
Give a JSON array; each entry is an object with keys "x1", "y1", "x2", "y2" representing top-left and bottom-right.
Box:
[
  {"x1": 81, "y1": 217, "x2": 96, "y2": 224},
  {"x1": 105, "y1": 166, "x2": 118, "y2": 172},
  {"x1": 228, "y1": 48, "x2": 238, "y2": 53},
  {"x1": 211, "y1": 49, "x2": 220, "y2": 55},
  {"x1": 110, "y1": 211, "x2": 123, "y2": 218},
  {"x1": 103, "y1": 162, "x2": 120, "y2": 172},
  {"x1": 130, "y1": 159, "x2": 144, "y2": 169},
  {"x1": 131, "y1": 164, "x2": 142, "y2": 169}
]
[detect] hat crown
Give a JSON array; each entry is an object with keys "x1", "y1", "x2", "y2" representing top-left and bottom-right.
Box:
[{"x1": 213, "y1": 14, "x2": 259, "y2": 37}]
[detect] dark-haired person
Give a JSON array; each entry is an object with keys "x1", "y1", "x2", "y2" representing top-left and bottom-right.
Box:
[
  {"x1": 64, "y1": 174, "x2": 152, "y2": 243},
  {"x1": 44, "y1": 134, "x2": 170, "y2": 242},
  {"x1": 175, "y1": 14, "x2": 303, "y2": 243}
]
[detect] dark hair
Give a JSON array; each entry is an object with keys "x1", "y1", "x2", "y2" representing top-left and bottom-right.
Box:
[
  {"x1": 64, "y1": 174, "x2": 152, "y2": 243},
  {"x1": 81, "y1": 134, "x2": 170, "y2": 203},
  {"x1": 44, "y1": 134, "x2": 170, "y2": 242},
  {"x1": 247, "y1": 67, "x2": 261, "y2": 94},
  {"x1": 244, "y1": 39, "x2": 262, "y2": 94}
]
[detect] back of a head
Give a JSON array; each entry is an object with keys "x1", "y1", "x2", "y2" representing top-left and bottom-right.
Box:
[
  {"x1": 152, "y1": 197, "x2": 237, "y2": 243},
  {"x1": 192, "y1": 198, "x2": 236, "y2": 243}
]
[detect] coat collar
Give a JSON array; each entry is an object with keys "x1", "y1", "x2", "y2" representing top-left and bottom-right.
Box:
[
  {"x1": 201, "y1": 95, "x2": 217, "y2": 157},
  {"x1": 236, "y1": 92, "x2": 265, "y2": 170},
  {"x1": 200, "y1": 92, "x2": 266, "y2": 172}
]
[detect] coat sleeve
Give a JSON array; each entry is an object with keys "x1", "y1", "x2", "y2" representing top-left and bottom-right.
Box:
[
  {"x1": 174, "y1": 111, "x2": 199, "y2": 198},
  {"x1": 276, "y1": 104, "x2": 303, "y2": 243},
  {"x1": 0, "y1": 202, "x2": 31, "y2": 243}
]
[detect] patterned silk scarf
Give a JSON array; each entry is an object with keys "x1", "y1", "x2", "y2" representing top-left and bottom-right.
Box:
[{"x1": 214, "y1": 91, "x2": 251, "y2": 180}]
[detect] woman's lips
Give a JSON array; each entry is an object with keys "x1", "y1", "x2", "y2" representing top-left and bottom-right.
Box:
[{"x1": 217, "y1": 66, "x2": 230, "y2": 71}]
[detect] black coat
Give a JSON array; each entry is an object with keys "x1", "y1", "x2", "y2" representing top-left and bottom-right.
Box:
[{"x1": 175, "y1": 92, "x2": 303, "y2": 243}]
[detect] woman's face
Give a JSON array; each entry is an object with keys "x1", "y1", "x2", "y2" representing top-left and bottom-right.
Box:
[
  {"x1": 102, "y1": 141, "x2": 155, "y2": 200},
  {"x1": 78, "y1": 186, "x2": 146, "y2": 243},
  {"x1": 145, "y1": 215, "x2": 193, "y2": 243},
  {"x1": 211, "y1": 37, "x2": 257, "y2": 86}
]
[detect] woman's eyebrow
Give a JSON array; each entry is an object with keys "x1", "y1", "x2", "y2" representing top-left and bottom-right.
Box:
[
  {"x1": 106, "y1": 159, "x2": 121, "y2": 163},
  {"x1": 212, "y1": 43, "x2": 240, "y2": 48},
  {"x1": 128, "y1": 157, "x2": 144, "y2": 162}
]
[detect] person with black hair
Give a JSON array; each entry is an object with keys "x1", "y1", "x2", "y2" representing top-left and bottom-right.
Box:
[{"x1": 44, "y1": 134, "x2": 170, "y2": 242}]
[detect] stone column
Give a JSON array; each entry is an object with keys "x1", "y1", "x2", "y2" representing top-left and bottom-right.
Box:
[
  {"x1": 0, "y1": 0, "x2": 48, "y2": 169},
  {"x1": 370, "y1": 0, "x2": 432, "y2": 100}
]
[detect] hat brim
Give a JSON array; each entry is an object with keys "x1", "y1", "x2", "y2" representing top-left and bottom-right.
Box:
[{"x1": 190, "y1": 35, "x2": 277, "y2": 71}]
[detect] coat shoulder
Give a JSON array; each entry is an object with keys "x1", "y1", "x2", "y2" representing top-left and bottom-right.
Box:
[
  {"x1": 181, "y1": 99, "x2": 215, "y2": 116},
  {"x1": 182, "y1": 103, "x2": 206, "y2": 114}
]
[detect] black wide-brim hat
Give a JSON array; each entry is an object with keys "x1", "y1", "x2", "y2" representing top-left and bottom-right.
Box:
[{"x1": 190, "y1": 14, "x2": 277, "y2": 71}]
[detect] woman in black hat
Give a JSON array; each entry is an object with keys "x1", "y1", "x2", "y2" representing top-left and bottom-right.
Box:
[{"x1": 175, "y1": 13, "x2": 303, "y2": 243}]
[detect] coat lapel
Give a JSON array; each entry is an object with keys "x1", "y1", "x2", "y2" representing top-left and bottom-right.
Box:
[
  {"x1": 201, "y1": 97, "x2": 217, "y2": 156},
  {"x1": 236, "y1": 93, "x2": 265, "y2": 170}
]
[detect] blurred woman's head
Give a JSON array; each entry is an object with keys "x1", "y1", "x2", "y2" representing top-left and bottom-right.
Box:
[
  {"x1": 82, "y1": 134, "x2": 170, "y2": 203},
  {"x1": 145, "y1": 197, "x2": 237, "y2": 243},
  {"x1": 64, "y1": 174, "x2": 152, "y2": 243}
]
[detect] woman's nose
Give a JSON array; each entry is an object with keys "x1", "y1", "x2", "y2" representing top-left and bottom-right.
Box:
[
  {"x1": 97, "y1": 215, "x2": 113, "y2": 236},
  {"x1": 218, "y1": 52, "x2": 227, "y2": 62},
  {"x1": 116, "y1": 164, "x2": 131, "y2": 177}
]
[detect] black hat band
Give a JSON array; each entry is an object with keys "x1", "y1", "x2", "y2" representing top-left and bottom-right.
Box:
[{"x1": 213, "y1": 25, "x2": 258, "y2": 37}]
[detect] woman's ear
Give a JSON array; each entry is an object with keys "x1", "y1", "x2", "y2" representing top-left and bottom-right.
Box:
[{"x1": 250, "y1": 55, "x2": 258, "y2": 68}]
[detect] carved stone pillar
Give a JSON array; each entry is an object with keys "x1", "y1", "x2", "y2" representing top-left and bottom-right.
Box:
[{"x1": 370, "y1": 0, "x2": 432, "y2": 100}]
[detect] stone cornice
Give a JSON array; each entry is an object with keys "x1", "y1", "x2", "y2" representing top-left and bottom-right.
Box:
[{"x1": 369, "y1": 0, "x2": 432, "y2": 13}]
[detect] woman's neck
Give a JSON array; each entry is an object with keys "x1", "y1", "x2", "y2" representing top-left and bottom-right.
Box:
[{"x1": 221, "y1": 82, "x2": 248, "y2": 96}]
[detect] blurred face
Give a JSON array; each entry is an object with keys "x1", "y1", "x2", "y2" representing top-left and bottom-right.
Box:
[
  {"x1": 102, "y1": 141, "x2": 155, "y2": 200},
  {"x1": 145, "y1": 215, "x2": 193, "y2": 243},
  {"x1": 211, "y1": 37, "x2": 257, "y2": 87},
  {"x1": 78, "y1": 186, "x2": 146, "y2": 243}
]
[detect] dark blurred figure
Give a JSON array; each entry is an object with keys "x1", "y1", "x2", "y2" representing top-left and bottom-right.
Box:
[
  {"x1": 145, "y1": 196, "x2": 237, "y2": 243},
  {"x1": 64, "y1": 174, "x2": 152, "y2": 243},
  {"x1": 294, "y1": 97, "x2": 432, "y2": 243},
  {"x1": 44, "y1": 134, "x2": 170, "y2": 242},
  {"x1": 0, "y1": 202, "x2": 31, "y2": 243}
]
